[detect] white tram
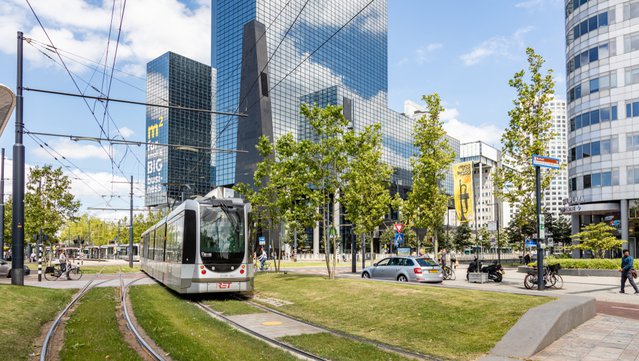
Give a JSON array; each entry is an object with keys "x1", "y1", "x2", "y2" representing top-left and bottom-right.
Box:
[{"x1": 140, "y1": 194, "x2": 254, "y2": 294}]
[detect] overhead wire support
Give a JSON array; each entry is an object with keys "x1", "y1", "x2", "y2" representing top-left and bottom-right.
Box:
[
  {"x1": 23, "y1": 87, "x2": 247, "y2": 117},
  {"x1": 24, "y1": 130, "x2": 248, "y2": 154}
]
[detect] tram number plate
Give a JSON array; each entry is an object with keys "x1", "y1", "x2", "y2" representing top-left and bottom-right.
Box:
[{"x1": 217, "y1": 282, "x2": 232, "y2": 289}]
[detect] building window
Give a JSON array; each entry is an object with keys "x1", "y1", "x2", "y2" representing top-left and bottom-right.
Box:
[
  {"x1": 628, "y1": 167, "x2": 639, "y2": 184},
  {"x1": 627, "y1": 133, "x2": 639, "y2": 151},
  {"x1": 584, "y1": 174, "x2": 592, "y2": 189},
  {"x1": 624, "y1": 1, "x2": 639, "y2": 21},
  {"x1": 626, "y1": 65, "x2": 639, "y2": 85},
  {"x1": 570, "y1": 104, "x2": 617, "y2": 131}
]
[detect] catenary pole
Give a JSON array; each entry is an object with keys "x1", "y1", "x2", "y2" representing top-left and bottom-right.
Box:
[
  {"x1": 0, "y1": 148, "x2": 4, "y2": 260},
  {"x1": 38, "y1": 179, "x2": 42, "y2": 282},
  {"x1": 129, "y1": 176, "x2": 133, "y2": 268},
  {"x1": 11, "y1": 31, "x2": 25, "y2": 285},
  {"x1": 536, "y1": 166, "x2": 544, "y2": 290}
]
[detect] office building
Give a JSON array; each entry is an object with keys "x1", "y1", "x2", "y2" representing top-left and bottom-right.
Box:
[
  {"x1": 544, "y1": 99, "x2": 569, "y2": 219},
  {"x1": 145, "y1": 52, "x2": 214, "y2": 207},
  {"x1": 565, "y1": 0, "x2": 639, "y2": 256}
]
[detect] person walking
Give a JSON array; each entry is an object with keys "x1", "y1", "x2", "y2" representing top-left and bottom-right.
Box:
[
  {"x1": 450, "y1": 249, "x2": 457, "y2": 269},
  {"x1": 620, "y1": 249, "x2": 639, "y2": 294},
  {"x1": 258, "y1": 246, "x2": 267, "y2": 271}
]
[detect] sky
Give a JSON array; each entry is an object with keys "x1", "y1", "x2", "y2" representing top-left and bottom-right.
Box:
[{"x1": 0, "y1": 0, "x2": 566, "y2": 224}]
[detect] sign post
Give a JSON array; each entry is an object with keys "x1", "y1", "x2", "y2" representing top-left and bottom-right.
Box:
[{"x1": 532, "y1": 155, "x2": 561, "y2": 291}]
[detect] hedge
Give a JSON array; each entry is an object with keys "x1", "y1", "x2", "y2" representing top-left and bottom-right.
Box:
[{"x1": 528, "y1": 258, "x2": 639, "y2": 270}]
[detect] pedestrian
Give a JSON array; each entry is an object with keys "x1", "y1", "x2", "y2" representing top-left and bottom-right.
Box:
[
  {"x1": 620, "y1": 249, "x2": 639, "y2": 294},
  {"x1": 440, "y1": 248, "x2": 448, "y2": 266},
  {"x1": 30, "y1": 251, "x2": 36, "y2": 263},
  {"x1": 524, "y1": 252, "x2": 531, "y2": 264},
  {"x1": 59, "y1": 250, "x2": 67, "y2": 273},
  {"x1": 258, "y1": 246, "x2": 267, "y2": 271},
  {"x1": 450, "y1": 249, "x2": 457, "y2": 269}
]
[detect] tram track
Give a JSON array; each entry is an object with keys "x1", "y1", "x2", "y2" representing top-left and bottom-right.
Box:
[
  {"x1": 119, "y1": 274, "x2": 169, "y2": 361},
  {"x1": 195, "y1": 301, "x2": 329, "y2": 361},
  {"x1": 240, "y1": 298, "x2": 439, "y2": 361}
]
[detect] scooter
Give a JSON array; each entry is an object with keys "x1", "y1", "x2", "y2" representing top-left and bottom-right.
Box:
[{"x1": 466, "y1": 257, "x2": 504, "y2": 282}]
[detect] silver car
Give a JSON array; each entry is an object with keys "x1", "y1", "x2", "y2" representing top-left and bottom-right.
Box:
[
  {"x1": 361, "y1": 256, "x2": 443, "y2": 283},
  {"x1": 0, "y1": 259, "x2": 30, "y2": 277}
]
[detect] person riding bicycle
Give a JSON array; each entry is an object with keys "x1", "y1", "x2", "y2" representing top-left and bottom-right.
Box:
[{"x1": 58, "y1": 250, "x2": 67, "y2": 273}]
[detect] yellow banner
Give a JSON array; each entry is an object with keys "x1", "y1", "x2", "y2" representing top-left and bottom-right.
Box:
[{"x1": 453, "y1": 162, "x2": 473, "y2": 223}]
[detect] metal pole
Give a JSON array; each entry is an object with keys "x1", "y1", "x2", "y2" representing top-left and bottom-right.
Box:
[
  {"x1": 293, "y1": 226, "x2": 297, "y2": 262},
  {"x1": 536, "y1": 166, "x2": 544, "y2": 290},
  {"x1": 129, "y1": 175, "x2": 134, "y2": 268},
  {"x1": 38, "y1": 179, "x2": 42, "y2": 282},
  {"x1": 361, "y1": 233, "x2": 365, "y2": 271},
  {"x1": 0, "y1": 148, "x2": 4, "y2": 260},
  {"x1": 11, "y1": 31, "x2": 25, "y2": 285},
  {"x1": 351, "y1": 228, "x2": 356, "y2": 273},
  {"x1": 497, "y1": 201, "x2": 501, "y2": 264}
]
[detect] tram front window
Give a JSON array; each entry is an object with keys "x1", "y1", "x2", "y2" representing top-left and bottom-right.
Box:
[{"x1": 200, "y1": 205, "x2": 244, "y2": 271}]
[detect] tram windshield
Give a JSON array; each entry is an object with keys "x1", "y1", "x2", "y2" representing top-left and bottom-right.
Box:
[{"x1": 200, "y1": 205, "x2": 244, "y2": 266}]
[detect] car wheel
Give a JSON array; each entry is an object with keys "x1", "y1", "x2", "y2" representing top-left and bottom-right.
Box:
[
  {"x1": 397, "y1": 274, "x2": 408, "y2": 282},
  {"x1": 362, "y1": 272, "x2": 370, "y2": 279},
  {"x1": 6, "y1": 270, "x2": 10, "y2": 278}
]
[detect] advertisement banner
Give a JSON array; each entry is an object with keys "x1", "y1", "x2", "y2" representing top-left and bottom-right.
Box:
[{"x1": 453, "y1": 162, "x2": 474, "y2": 223}]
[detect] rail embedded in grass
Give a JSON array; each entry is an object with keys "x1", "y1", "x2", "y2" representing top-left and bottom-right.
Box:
[
  {"x1": 128, "y1": 284, "x2": 299, "y2": 361},
  {"x1": 282, "y1": 333, "x2": 414, "y2": 361},
  {"x1": 0, "y1": 286, "x2": 75, "y2": 361},
  {"x1": 59, "y1": 287, "x2": 141, "y2": 361},
  {"x1": 253, "y1": 273, "x2": 550, "y2": 361},
  {"x1": 200, "y1": 296, "x2": 265, "y2": 315}
]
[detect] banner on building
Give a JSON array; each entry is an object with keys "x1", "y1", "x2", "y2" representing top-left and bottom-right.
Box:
[{"x1": 453, "y1": 162, "x2": 474, "y2": 223}]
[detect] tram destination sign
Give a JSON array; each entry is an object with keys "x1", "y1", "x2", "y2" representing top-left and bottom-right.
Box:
[{"x1": 532, "y1": 154, "x2": 561, "y2": 169}]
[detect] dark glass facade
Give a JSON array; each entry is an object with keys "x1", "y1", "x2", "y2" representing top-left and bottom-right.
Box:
[{"x1": 145, "y1": 52, "x2": 213, "y2": 207}]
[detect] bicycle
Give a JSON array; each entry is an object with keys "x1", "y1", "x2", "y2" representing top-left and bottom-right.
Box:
[
  {"x1": 253, "y1": 259, "x2": 271, "y2": 272},
  {"x1": 524, "y1": 263, "x2": 562, "y2": 289},
  {"x1": 442, "y1": 264, "x2": 456, "y2": 280},
  {"x1": 44, "y1": 262, "x2": 83, "y2": 281}
]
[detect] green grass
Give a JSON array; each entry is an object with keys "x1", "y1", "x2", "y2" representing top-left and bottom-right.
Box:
[
  {"x1": 278, "y1": 261, "x2": 352, "y2": 268},
  {"x1": 129, "y1": 284, "x2": 298, "y2": 361},
  {"x1": 81, "y1": 264, "x2": 140, "y2": 274},
  {"x1": 60, "y1": 287, "x2": 141, "y2": 361},
  {"x1": 529, "y1": 258, "x2": 637, "y2": 270},
  {"x1": 0, "y1": 285, "x2": 75, "y2": 361},
  {"x1": 201, "y1": 296, "x2": 264, "y2": 315},
  {"x1": 254, "y1": 273, "x2": 550, "y2": 361},
  {"x1": 282, "y1": 333, "x2": 412, "y2": 361}
]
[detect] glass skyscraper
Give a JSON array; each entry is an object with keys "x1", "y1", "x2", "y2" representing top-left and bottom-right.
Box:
[
  {"x1": 145, "y1": 52, "x2": 213, "y2": 207},
  {"x1": 212, "y1": 0, "x2": 420, "y2": 193}
]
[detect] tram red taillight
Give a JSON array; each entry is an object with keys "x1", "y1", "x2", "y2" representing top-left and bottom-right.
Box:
[
  {"x1": 240, "y1": 269, "x2": 245, "y2": 274},
  {"x1": 201, "y1": 269, "x2": 206, "y2": 275}
]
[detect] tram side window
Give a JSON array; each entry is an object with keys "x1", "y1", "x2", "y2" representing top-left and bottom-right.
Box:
[
  {"x1": 154, "y1": 225, "x2": 166, "y2": 261},
  {"x1": 175, "y1": 216, "x2": 184, "y2": 263},
  {"x1": 166, "y1": 222, "x2": 175, "y2": 262}
]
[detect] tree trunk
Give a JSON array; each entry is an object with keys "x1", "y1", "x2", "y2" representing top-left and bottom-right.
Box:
[
  {"x1": 434, "y1": 229, "x2": 438, "y2": 259},
  {"x1": 323, "y1": 204, "x2": 332, "y2": 278}
]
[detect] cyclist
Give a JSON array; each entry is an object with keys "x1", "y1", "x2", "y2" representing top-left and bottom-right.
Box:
[
  {"x1": 58, "y1": 250, "x2": 67, "y2": 273},
  {"x1": 258, "y1": 246, "x2": 267, "y2": 271}
]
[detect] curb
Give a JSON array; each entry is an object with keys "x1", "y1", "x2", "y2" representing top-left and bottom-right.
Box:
[
  {"x1": 517, "y1": 266, "x2": 619, "y2": 277},
  {"x1": 480, "y1": 295, "x2": 596, "y2": 360}
]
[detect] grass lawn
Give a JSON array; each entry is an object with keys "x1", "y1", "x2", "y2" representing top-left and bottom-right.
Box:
[
  {"x1": 0, "y1": 285, "x2": 75, "y2": 361},
  {"x1": 81, "y1": 264, "x2": 140, "y2": 274},
  {"x1": 60, "y1": 287, "x2": 141, "y2": 361},
  {"x1": 278, "y1": 260, "x2": 352, "y2": 268},
  {"x1": 254, "y1": 273, "x2": 550, "y2": 361},
  {"x1": 129, "y1": 284, "x2": 298, "y2": 361},
  {"x1": 282, "y1": 333, "x2": 412, "y2": 361},
  {"x1": 201, "y1": 295, "x2": 264, "y2": 315}
]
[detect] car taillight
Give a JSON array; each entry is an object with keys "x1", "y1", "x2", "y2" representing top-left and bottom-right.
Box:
[{"x1": 414, "y1": 267, "x2": 422, "y2": 274}]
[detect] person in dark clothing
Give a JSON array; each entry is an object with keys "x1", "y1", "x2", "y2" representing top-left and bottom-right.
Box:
[
  {"x1": 524, "y1": 252, "x2": 531, "y2": 264},
  {"x1": 620, "y1": 249, "x2": 639, "y2": 294}
]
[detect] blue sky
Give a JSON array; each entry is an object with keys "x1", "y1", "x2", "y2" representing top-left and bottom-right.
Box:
[{"x1": 0, "y1": 0, "x2": 565, "y2": 221}]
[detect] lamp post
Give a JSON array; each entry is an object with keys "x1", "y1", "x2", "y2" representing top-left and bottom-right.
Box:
[{"x1": 11, "y1": 32, "x2": 25, "y2": 285}]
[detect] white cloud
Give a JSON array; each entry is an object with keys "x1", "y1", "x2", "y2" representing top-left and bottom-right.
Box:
[
  {"x1": 443, "y1": 117, "x2": 503, "y2": 146},
  {"x1": 1, "y1": 0, "x2": 211, "y2": 76},
  {"x1": 117, "y1": 127, "x2": 134, "y2": 138},
  {"x1": 460, "y1": 26, "x2": 534, "y2": 66},
  {"x1": 515, "y1": 0, "x2": 561, "y2": 10},
  {"x1": 416, "y1": 43, "x2": 442, "y2": 64},
  {"x1": 32, "y1": 139, "x2": 115, "y2": 160}
]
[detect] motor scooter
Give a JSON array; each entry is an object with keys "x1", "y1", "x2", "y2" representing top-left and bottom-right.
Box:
[{"x1": 466, "y1": 257, "x2": 504, "y2": 282}]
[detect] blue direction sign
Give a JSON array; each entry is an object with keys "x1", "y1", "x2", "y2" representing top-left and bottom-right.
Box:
[
  {"x1": 258, "y1": 236, "x2": 265, "y2": 245},
  {"x1": 525, "y1": 239, "x2": 536, "y2": 247},
  {"x1": 394, "y1": 232, "x2": 404, "y2": 245},
  {"x1": 532, "y1": 154, "x2": 561, "y2": 169}
]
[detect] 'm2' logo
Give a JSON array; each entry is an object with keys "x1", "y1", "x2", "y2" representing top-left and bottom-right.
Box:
[{"x1": 147, "y1": 116, "x2": 164, "y2": 139}]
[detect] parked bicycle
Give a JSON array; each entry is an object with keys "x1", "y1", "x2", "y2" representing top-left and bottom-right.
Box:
[
  {"x1": 442, "y1": 264, "x2": 456, "y2": 280},
  {"x1": 44, "y1": 262, "x2": 82, "y2": 281},
  {"x1": 524, "y1": 263, "x2": 562, "y2": 289}
]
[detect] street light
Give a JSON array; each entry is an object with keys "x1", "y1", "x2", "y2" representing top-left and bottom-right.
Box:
[{"x1": 0, "y1": 84, "x2": 16, "y2": 136}]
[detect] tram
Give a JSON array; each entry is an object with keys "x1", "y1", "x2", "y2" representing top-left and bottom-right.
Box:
[{"x1": 140, "y1": 191, "x2": 254, "y2": 294}]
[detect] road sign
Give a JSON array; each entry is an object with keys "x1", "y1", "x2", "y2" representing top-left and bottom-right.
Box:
[
  {"x1": 394, "y1": 233, "x2": 405, "y2": 244},
  {"x1": 330, "y1": 227, "x2": 337, "y2": 238},
  {"x1": 547, "y1": 238, "x2": 554, "y2": 247},
  {"x1": 525, "y1": 239, "x2": 536, "y2": 247},
  {"x1": 487, "y1": 221, "x2": 497, "y2": 232},
  {"x1": 532, "y1": 154, "x2": 561, "y2": 169},
  {"x1": 258, "y1": 236, "x2": 265, "y2": 245},
  {"x1": 539, "y1": 214, "x2": 545, "y2": 239},
  {"x1": 394, "y1": 223, "x2": 404, "y2": 233}
]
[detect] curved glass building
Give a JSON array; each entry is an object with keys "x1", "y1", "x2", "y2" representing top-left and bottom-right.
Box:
[{"x1": 565, "y1": 0, "x2": 639, "y2": 256}]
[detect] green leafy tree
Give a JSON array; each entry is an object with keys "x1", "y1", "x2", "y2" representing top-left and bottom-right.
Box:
[
  {"x1": 403, "y1": 93, "x2": 455, "y2": 256},
  {"x1": 475, "y1": 227, "x2": 492, "y2": 250},
  {"x1": 452, "y1": 223, "x2": 473, "y2": 251},
  {"x1": 25, "y1": 165, "x2": 80, "y2": 244},
  {"x1": 343, "y1": 123, "x2": 393, "y2": 272},
  {"x1": 495, "y1": 48, "x2": 556, "y2": 238},
  {"x1": 570, "y1": 222, "x2": 623, "y2": 259}
]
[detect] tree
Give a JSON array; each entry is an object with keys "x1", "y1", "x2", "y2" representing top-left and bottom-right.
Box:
[
  {"x1": 495, "y1": 48, "x2": 556, "y2": 238},
  {"x1": 570, "y1": 223, "x2": 623, "y2": 259},
  {"x1": 343, "y1": 123, "x2": 393, "y2": 273},
  {"x1": 403, "y1": 93, "x2": 455, "y2": 256},
  {"x1": 25, "y1": 165, "x2": 80, "y2": 244},
  {"x1": 452, "y1": 224, "x2": 473, "y2": 251}
]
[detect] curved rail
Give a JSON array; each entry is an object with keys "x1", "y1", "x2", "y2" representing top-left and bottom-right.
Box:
[
  {"x1": 195, "y1": 301, "x2": 328, "y2": 361},
  {"x1": 120, "y1": 275, "x2": 166, "y2": 361},
  {"x1": 243, "y1": 299, "x2": 439, "y2": 361}
]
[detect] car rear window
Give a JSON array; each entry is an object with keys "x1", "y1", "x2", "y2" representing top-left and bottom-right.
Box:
[{"x1": 416, "y1": 258, "x2": 437, "y2": 266}]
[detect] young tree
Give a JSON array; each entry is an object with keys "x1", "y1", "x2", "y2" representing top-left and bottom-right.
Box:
[
  {"x1": 452, "y1": 223, "x2": 473, "y2": 251},
  {"x1": 25, "y1": 165, "x2": 80, "y2": 244},
  {"x1": 570, "y1": 223, "x2": 623, "y2": 259},
  {"x1": 495, "y1": 47, "x2": 556, "y2": 238},
  {"x1": 343, "y1": 123, "x2": 393, "y2": 274},
  {"x1": 404, "y1": 93, "x2": 455, "y2": 256}
]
